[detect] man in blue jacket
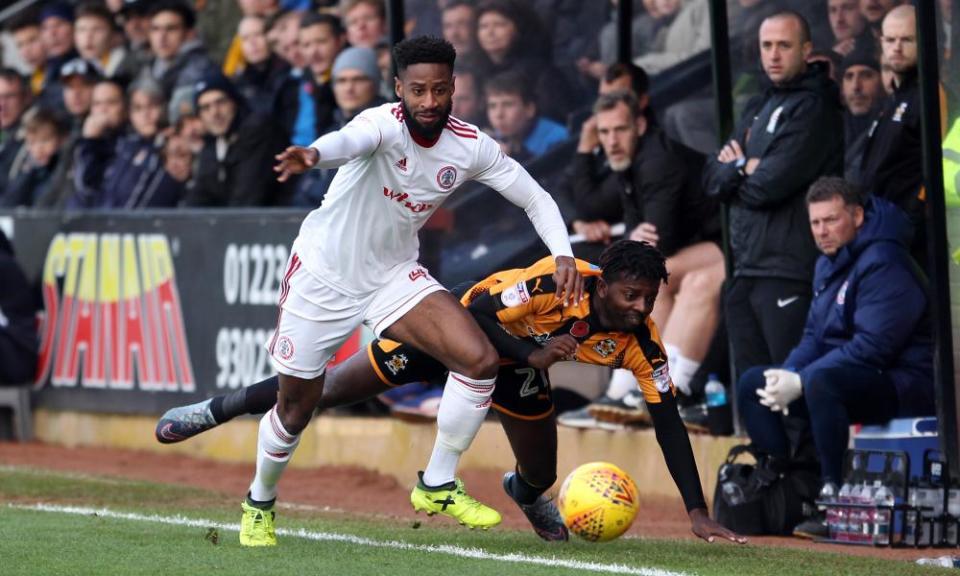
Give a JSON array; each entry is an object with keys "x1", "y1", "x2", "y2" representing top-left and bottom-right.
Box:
[{"x1": 735, "y1": 176, "x2": 934, "y2": 536}]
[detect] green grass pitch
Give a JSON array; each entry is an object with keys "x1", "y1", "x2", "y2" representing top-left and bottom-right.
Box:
[{"x1": 0, "y1": 467, "x2": 937, "y2": 576}]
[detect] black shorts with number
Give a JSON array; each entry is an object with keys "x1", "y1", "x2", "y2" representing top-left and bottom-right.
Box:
[{"x1": 367, "y1": 339, "x2": 554, "y2": 420}]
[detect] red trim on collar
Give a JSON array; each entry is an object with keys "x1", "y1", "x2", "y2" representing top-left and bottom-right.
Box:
[{"x1": 409, "y1": 127, "x2": 441, "y2": 148}]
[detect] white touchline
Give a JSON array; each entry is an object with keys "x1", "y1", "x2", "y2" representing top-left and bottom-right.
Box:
[{"x1": 11, "y1": 503, "x2": 694, "y2": 576}]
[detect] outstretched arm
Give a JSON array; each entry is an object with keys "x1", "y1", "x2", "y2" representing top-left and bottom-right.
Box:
[
  {"x1": 275, "y1": 117, "x2": 381, "y2": 181},
  {"x1": 647, "y1": 390, "x2": 747, "y2": 544}
]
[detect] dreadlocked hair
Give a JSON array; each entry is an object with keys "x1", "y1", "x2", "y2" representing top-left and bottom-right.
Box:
[
  {"x1": 393, "y1": 36, "x2": 456, "y2": 72},
  {"x1": 598, "y1": 240, "x2": 668, "y2": 285}
]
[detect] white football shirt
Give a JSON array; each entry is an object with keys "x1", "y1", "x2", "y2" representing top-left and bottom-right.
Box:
[{"x1": 295, "y1": 102, "x2": 568, "y2": 296}]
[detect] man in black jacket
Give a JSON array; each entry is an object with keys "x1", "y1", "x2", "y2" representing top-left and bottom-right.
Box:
[
  {"x1": 0, "y1": 70, "x2": 31, "y2": 194},
  {"x1": 0, "y1": 231, "x2": 37, "y2": 386},
  {"x1": 703, "y1": 10, "x2": 843, "y2": 377},
  {"x1": 184, "y1": 74, "x2": 285, "y2": 206},
  {"x1": 858, "y1": 5, "x2": 924, "y2": 265},
  {"x1": 561, "y1": 90, "x2": 723, "y2": 426},
  {"x1": 565, "y1": 62, "x2": 652, "y2": 262},
  {"x1": 840, "y1": 49, "x2": 884, "y2": 183}
]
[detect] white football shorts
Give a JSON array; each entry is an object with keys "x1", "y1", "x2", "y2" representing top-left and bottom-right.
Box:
[{"x1": 266, "y1": 251, "x2": 444, "y2": 379}]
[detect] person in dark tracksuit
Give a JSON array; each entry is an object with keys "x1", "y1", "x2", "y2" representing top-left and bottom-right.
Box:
[
  {"x1": 858, "y1": 5, "x2": 924, "y2": 266},
  {"x1": 736, "y1": 177, "x2": 933, "y2": 538},
  {"x1": 703, "y1": 11, "x2": 843, "y2": 377},
  {"x1": 0, "y1": 231, "x2": 37, "y2": 385}
]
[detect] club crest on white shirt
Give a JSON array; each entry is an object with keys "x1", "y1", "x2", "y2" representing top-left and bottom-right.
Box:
[{"x1": 436, "y1": 165, "x2": 457, "y2": 189}]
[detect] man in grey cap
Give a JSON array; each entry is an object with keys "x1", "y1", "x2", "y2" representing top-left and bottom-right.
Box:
[
  {"x1": 840, "y1": 49, "x2": 884, "y2": 182},
  {"x1": 331, "y1": 46, "x2": 385, "y2": 123},
  {"x1": 291, "y1": 46, "x2": 385, "y2": 207}
]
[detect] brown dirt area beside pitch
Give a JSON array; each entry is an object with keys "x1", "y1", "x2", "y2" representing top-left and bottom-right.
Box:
[{"x1": 0, "y1": 441, "x2": 949, "y2": 562}]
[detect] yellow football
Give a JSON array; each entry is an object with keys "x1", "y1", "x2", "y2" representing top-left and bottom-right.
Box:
[{"x1": 557, "y1": 461, "x2": 639, "y2": 542}]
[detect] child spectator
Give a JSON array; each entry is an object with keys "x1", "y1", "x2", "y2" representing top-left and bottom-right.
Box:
[
  {"x1": 484, "y1": 69, "x2": 568, "y2": 163},
  {"x1": 1, "y1": 108, "x2": 69, "y2": 207}
]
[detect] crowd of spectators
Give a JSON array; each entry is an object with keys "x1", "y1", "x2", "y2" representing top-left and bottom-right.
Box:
[
  {"x1": 0, "y1": 0, "x2": 626, "y2": 210},
  {"x1": 0, "y1": 2, "x2": 945, "y2": 470}
]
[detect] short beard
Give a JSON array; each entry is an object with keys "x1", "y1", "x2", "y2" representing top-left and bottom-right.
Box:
[
  {"x1": 608, "y1": 157, "x2": 632, "y2": 172},
  {"x1": 401, "y1": 99, "x2": 450, "y2": 141}
]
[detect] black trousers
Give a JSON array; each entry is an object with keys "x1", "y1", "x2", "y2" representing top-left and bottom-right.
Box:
[
  {"x1": 0, "y1": 333, "x2": 36, "y2": 385},
  {"x1": 724, "y1": 276, "x2": 811, "y2": 378}
]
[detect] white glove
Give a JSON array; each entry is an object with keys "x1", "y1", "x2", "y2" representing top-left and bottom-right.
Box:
[{"x1": 757, "y1": 369, "x2": 803, "y2": 416}]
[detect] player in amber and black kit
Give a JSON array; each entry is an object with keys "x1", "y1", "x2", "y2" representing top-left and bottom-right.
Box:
[{"x1": 158, "y1": 240, "x2": 746, "y2": 545}]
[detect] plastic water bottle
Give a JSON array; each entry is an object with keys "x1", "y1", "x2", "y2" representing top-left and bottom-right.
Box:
[
  {"x1": 705, "y1": 374, "x2": 725, "y2": 407},
  {"x1": 873, "y1": 484, "x2": 894, "y2": 545},
  {"x1": 820, "y1": 483, "x2": 838, "y2": 539},
  {"x1": 705, "y1": 374, "x2": 731, "y2": 435},
  {"x1": 836, "y1": 482, "x2": 853, "y2": 541},
  {"x1": 948, "y1": 488, "x2": 960, "y2": 546},
  {"x1": 849, "y1": 482, "x2": 872, "y2": 544},
  {"x1": 859, "y1": 483, "x2": 877, "y2": 544},
  {"x1": 906, "y1": 487, "x2": 920, "y2": 546}
]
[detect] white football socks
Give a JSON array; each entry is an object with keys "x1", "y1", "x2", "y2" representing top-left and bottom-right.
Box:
[
  {"x1": 665, "y1": 343, "x2": 699, "y2": 397},
  {"x1": 421, "y1": 372, "x2": 496, "y2": 487},
  {"x1": 606, "y1": 368, "x2": 639, "y2": 400},
  {"x1": 248, "y1": 406, "x2": 301, "y2": 503}
]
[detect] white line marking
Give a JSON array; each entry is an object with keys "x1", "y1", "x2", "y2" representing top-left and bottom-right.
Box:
[{"x1": 10, "y1": 503, "x2": 693, "y2": 576}]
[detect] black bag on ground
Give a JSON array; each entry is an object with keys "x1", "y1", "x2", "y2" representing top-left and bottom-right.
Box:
[{"x1": 712, "y1": 444, "x2": 820, "y2": 535}]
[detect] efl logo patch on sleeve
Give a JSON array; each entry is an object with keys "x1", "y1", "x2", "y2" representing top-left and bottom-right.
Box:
[
  {"x1": 500, "y1": 281, "x2": 530, "y2": 308},
  {"x1": 652, "y1": 365, "x2": 672, "y2": 393}
]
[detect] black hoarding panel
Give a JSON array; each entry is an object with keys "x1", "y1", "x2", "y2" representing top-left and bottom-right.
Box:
[{"x1": 3, "y1": 210, "x2": 307, "y2": 415}]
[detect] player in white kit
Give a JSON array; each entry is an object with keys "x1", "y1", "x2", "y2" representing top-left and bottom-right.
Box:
[{"x1": 239, "y1": 36, "x2": 583, "y2": 546}]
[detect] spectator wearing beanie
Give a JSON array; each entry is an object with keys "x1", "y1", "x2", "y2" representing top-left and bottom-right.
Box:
[
  {"x1": 290, "y1": 46, "x2": 386, "y2": 208},
  {"x1": 183, "y1": 74, "x2": 286, "y2": 206},
  {"x1": 331, "y1": 47, "x2": 386, "y2": 122},
  {"x1": 37, "y1": 2, "x2": 79, "y2": 113}
]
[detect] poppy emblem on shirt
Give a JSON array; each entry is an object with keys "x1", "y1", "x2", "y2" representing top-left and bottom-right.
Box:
[
  {"x1": 436, "y1": 165, "x2": 457, "y2": 189},
  {"x1": 569, "y1": 320, "x2": 590, "y2": 338}
]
